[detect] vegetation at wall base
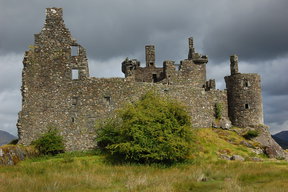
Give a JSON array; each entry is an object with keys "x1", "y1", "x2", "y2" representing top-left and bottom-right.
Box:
[
  {"x1": 31, "y1": 128, "x2": 65, "y2": 155},
  {"x1": 96, "y1": 91, "x2": 195, "y2": 164},
  {"x1": 214, "y1": 103, "x2": 223, "y2": 120}
]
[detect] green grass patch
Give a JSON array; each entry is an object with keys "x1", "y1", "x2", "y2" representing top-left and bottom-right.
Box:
[{"x1": 1, "y1": 128, "x2": 286, "y2": 191}]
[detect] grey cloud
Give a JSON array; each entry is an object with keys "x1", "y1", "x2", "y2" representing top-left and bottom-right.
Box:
[
  {"x1": 263, "y1": 94, "x2": 288, "y2": 124},
  {"x1": 0, "y1": 89, "x2": 21, "y2": 136},
  {"x1": 269, "y1": 121, "x2": 288, "y2": 135},
  {"x1": 0, "y1": 54, "x2": 22, "y2": 91},
  {"x1": 203, "y1": 0, "x2": 288, "y2": 63},
  {"x1": 0, "y1": 0, "x2": 288, "y2": 135},
  {"x1": 1, "y1": 0, "x2": 288, "y2": 63}
]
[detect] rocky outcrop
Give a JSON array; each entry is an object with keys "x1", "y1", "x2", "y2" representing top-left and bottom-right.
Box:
[
  {"x1": 212, "y1": 117, "x2": 232, "y2": 130},
  {"x1": 230, "y1": 155, "x2": 245, "y2": 161},
  {"x1": 251, "y1": 125, "x2": 288, "y2": 159},
  {"x1": 0, "y1": 145, "x2": 38, "y2": 166}
]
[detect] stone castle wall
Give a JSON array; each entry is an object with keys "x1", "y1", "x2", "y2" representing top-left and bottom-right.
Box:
[
  {"x1": 19, "y1": 75, "x2": 228, "y2": 150},
  {"x1": 17, "y1": 8, "x2": 264, "y2": 151}
]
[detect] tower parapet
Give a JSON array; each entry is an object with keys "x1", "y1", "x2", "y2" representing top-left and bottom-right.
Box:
[{"x1": 225, "y1": 55, "x2": 264, "y2": 127}]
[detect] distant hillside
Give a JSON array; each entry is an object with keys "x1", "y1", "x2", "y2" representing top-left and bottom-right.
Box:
[
  {"x1": 0, "y1": 130, "x2": 17, "y2": 146},
  {"x1": 272, "y1": 131, "x2": 288, "y2": 149}
]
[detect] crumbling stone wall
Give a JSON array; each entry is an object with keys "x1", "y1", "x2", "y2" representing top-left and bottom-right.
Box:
[
  {"x1": 17, "y1": 8, "x2": 264, "y2": 151},
  {"x1": 122, "y1": 37, "x2": 209, "y2": 88},
  {"x1": 18, "y1": 75, "x2": 228, "y2": 150}
]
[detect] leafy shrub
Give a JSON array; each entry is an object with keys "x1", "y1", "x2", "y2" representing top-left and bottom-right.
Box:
[
  {"x1": 32, "y1": 128, "x2": 65, "y2": 155},
  {"x1": 96, "y1": 91, "x2": 195, "y2": 164},
  {"x1": 214, "y1": 103, "x2": 223, "y2": 120},
  {"x1": 243, "y1": 130, "x2": 259, "y2": 140}
]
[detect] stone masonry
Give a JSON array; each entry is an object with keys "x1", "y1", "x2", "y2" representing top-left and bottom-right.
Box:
[{"x1": 17, "y1": 8, "x2": 264, "y2": 151}]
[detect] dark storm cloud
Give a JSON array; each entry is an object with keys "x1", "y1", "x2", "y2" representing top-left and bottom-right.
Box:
[
  {"x1": 0, "y1": 0, "x2": 206, "y2": 62},
  {"x1": 202, "y1": 0, "x2": 288, "y2": 63},
  {"x1": 263, "y1": 94, "x2": 288, "y2": 125},
  {"x1": 2, "y1": 0, "x2": 288, "y2": 63},
  {"x1": 0, "y1": 0, "x2": 287, "y2": 135}
]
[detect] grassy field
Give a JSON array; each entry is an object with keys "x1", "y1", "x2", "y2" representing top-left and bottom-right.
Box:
[{"x1": 1, "y1": 128, "x2": 288, "y2": 192}]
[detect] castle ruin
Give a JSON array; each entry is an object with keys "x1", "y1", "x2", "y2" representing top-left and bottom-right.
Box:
[{"x1": 17, "y1": 8, "x2": 264, "y2": 151}]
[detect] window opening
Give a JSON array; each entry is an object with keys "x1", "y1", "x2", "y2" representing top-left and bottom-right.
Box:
[
  {"x1": 152, "y1": 74, "x2": 157, "y2": 82},
  {"x1": 71, "y1": 117, "x2": 75, "y2": 123},
  {"x1": 104, "y1": 96, "x2": 111, "y2": 104},
  {"x1": 245, "y1": 104, "x2": 250, "y2": 109},
  {"x1": 72, "y1": 69, "x2": 79, "y2": 80},
  {"x1": 245, "y1": 81, "x2": 250, "y2": 87},
  {"x1": 243, "y1": 80, "x2": 250, "y2": 87},
  {"x1": 71, "y1": 46, "x2": 79, "y2": 56}
]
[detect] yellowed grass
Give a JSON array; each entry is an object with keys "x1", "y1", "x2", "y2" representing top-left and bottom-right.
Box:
[
  {"x1": 0, "y1": 128, "x2": 287, "y2": 192},
  {"x1": 1, "y1": 156, "x2": 288, "y2": 192}
]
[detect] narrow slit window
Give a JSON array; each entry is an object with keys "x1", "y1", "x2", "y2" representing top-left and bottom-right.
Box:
[
  {"x1": 245, "y1": 104, "x2": 250, "y2": 109},
  {"x1": 71, "y1": 117, "x2": 75, "y2": 123},
  {"x1": 245, "y1": 81, "x2": 250, "y2": 87},
  {"x1": 104, "y1": 96, "x2": 111, "y2": 104},
  {"x1": 71, "y1": 46, "x2": 79, "y2": 56},
  {"x1": 243, "y1": 80, "x2": 250, "y2": 87},
  {"x1": 72, "y1": 69, "x2": 79, "y2": 80}
]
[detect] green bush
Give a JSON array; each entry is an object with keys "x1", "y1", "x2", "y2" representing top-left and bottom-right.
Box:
[
  {"x1": 243, "y1": 130, "x2": 259, "y2": 140},
  {"x1": 32, "y1": 128, "x2": 65, "y2": 155},
  {"x1": 96, "y1": 91, "x2": 194, "y2": 164},
  {"x1": 214, "y1": 103, "x2": 223, "y2": 120}
]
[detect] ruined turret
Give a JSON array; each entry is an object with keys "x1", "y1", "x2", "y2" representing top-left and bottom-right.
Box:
[
  {"x1": 225, "y1": 55, "x2": 264, "y2": 127},
  {"x1": 177, "y1": 37, "x2": 209, "y2": 88}
]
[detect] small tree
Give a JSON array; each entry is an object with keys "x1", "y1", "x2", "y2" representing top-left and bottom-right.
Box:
[
  {"x1": 32, "y1": 128, "x2": 65, "y2": 155},
  {"x1": 96, "y1": 91, "x2": 194, "y2": 164}
]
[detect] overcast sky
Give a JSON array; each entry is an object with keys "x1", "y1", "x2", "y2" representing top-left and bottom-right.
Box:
[{"x1": 0, "y1": 0, "x2": 287, "y2": 136}]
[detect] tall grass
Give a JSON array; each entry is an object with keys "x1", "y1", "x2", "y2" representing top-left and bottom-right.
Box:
[
  {"x1": 1, "y1": 154, "x2": 288, "y2": 192},
  {"x1": 1, "y1": 128, "x2": 287, "y2": 192}
]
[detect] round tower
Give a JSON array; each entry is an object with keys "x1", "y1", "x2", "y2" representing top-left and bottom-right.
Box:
[{"x1": 224, "y1": 55, "x2": 264, "y2": 127}]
